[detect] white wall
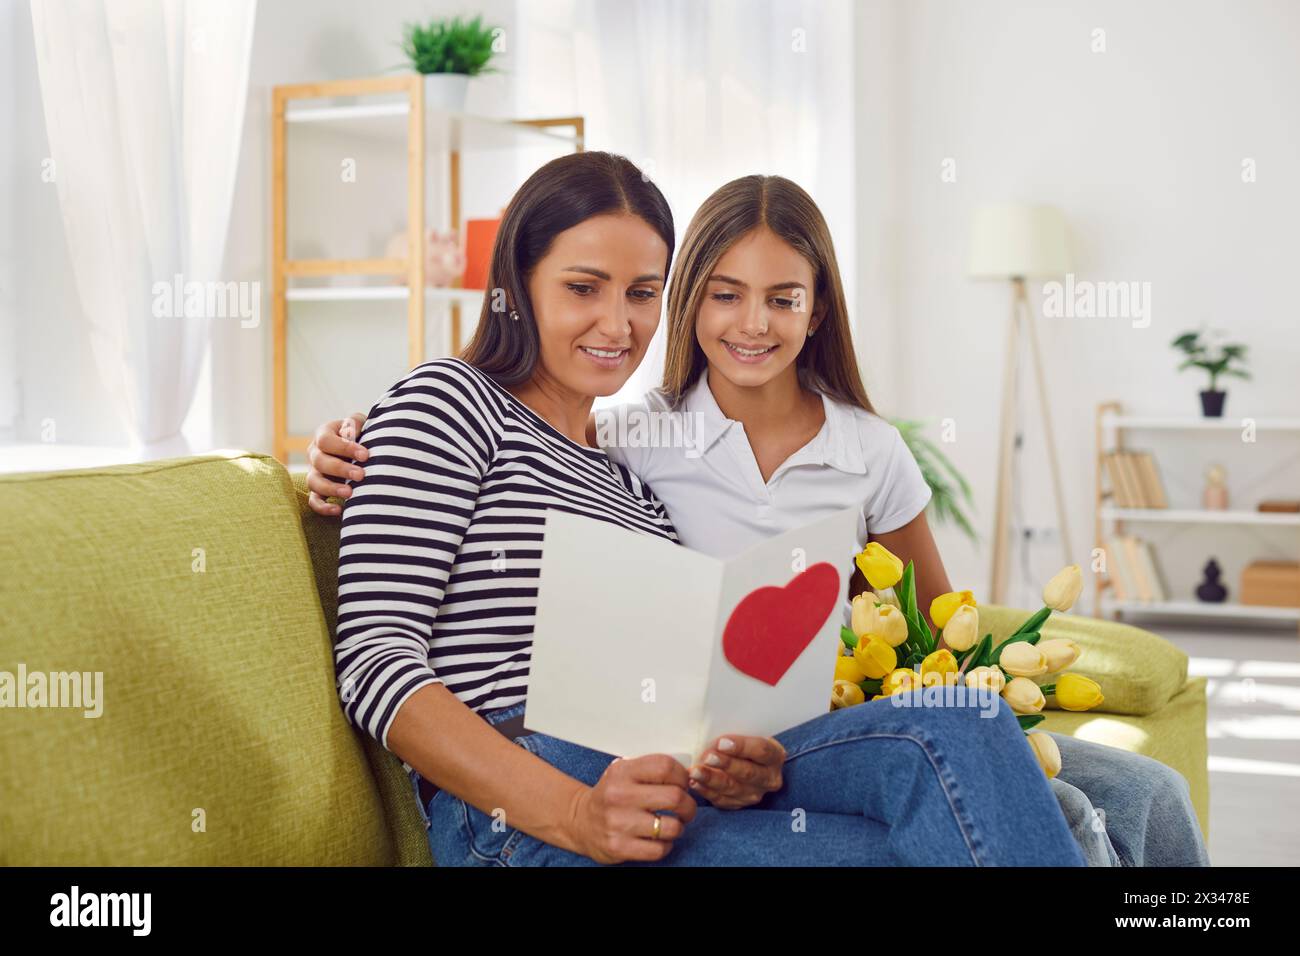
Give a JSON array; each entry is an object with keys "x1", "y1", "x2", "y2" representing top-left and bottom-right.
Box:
[
  {"x1": 862, "y1": 0, "x2": 1300, "y2": 610},
  {"x1": 0, "y1": 0, "x2": 16, "y2": 438}
]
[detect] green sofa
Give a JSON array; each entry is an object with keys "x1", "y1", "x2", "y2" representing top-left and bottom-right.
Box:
[{"x1": 0, "y1": 451, "x2": 1208, "y2": 865}]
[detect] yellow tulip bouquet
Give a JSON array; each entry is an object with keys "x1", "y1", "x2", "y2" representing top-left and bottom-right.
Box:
[{"x1": 831, "y1": 543, "x2": 1104, "y2": 777}]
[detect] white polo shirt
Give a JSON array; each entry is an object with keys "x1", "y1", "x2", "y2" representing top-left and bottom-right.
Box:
[{"x1": 595, "y1": 369, "x2": 932, "y2": 560}]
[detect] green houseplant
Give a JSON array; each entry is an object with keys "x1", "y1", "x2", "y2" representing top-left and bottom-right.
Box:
[
  {"x1": 891, "y1": 418, "x2": 977, "y2": 544},
  {"x1": 1171, "y1": 328, "x2": 1251, "y2": 417},
  {"x1": 400, "y1": 15, "x2": 501, "y2": 112}
]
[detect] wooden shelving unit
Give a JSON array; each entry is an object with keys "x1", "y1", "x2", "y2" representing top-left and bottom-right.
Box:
[
  {"x1": 1094, "y1": 401, "x2": 1300, "y2": 633},
  {"x1": 270, "y1": 73, "x2": 583, "y2": 462}
]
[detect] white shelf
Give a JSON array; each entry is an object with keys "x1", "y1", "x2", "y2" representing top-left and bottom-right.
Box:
[
  {"x1": 1104, "y1": 414, "x2": 1300, "y2": 431},
  {"x1": 284, "y1": 102, "x2": 410, "y2": 123},
  {"x1": 1101, "y1": 598, "x2": 1300, "y2": 622},
  {"x1": 286, "y1": 286, "x2": 485, "y2": 305},
  {"x1": 1102, "y1": 507, "x2": 1300, "y2": 527},
  {"x1": 284, "y1": 101, "x2": 580, "y2": 151}
]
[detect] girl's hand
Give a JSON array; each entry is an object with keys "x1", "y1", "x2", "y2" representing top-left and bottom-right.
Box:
[
  {"x1": 687, "y1": 735, "x2": 786, "y2": 810},
  {"x1": 569, "y1": 754, "x2": 697, "y2": 863},
  {"x1": 305, "y1": 413, "x2": 368, "y2": 516}
]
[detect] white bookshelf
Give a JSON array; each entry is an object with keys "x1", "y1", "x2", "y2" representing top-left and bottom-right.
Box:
[
  {"x1": 1094, "y1": 402, "x2": 1300, "y2": 632},
  {"x1": 285, "y1": 286, "x2": 484, "y2": 305},
  {"x1": 1101, "y1": 507, "x2": 1300, "y2": 528},
  {"x1": 1099, "y1": 598, "x2": 1300, "y2": 622},
  {"x1": 270, "y1": 73, "x2": 583, "y2": 461},
  {"x1": 1105, "y1": 414, "x2": 1300, "y2": 431}
]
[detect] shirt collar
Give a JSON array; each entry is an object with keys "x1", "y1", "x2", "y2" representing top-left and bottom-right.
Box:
[{"x1": 681, "y1": 369, "x2": 869, "y2": 475}]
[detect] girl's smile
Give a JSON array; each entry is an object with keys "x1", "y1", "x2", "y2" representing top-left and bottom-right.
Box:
[{"x1": 721, "y1": 339, "x2": 780, "y2": 363}]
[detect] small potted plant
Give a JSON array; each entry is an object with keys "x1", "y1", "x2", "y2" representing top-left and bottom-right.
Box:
[
  {"x1": 401, "y1": 15, "x2": 500, "y2": 113},
  {"x1": 1171, "y1": 328, "x2": 1250, "y2": 417}
]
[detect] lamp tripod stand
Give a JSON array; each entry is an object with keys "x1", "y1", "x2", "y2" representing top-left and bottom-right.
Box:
[{"x1": 989, "y1": 277, "x2": 1074, "y2": 603}]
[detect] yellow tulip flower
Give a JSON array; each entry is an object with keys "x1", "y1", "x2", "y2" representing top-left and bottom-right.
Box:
[
  {"x1": 1054, "y1": 673, "x2": 1104, "y2": 712},
  {"x1": 856, "y1": 542, "x2": 903, "y2": 590},
  {"x1": 1000, "y1": 642, "x2": 1049, "y2": 677},
  {"x1": 882, "y1": 667, "x2": 922, "y2": 695},
  {"x1": 873, "y1": 604, "x2": 910, "y2": 648},
  {"x1": 942, "y1": 603, "x2": 980, "y2": 652},
  {"x1": 1043, "y1": 565, "x2": 1084, "y2": 612},
  {"x1": 1026, "y1": 731, "x2": 1062, "y2": 778},
  {"x1": 1002, "y1": 676, "x2": 1046, "y2": 714},
  {"x1": 874, "y1": 587, "x2": 902, "y2": 610},
  {"x1": 964, "y1": 666, "x2": 1007, "y2": 693},
  {"x1": 853, "y1": 635, "x2": 897, "y2": 680},
  {"x1": 919, "y1": 648, "x2": 958, "y2": 687},
  {"x1": 850, "y1": 592, "x2": 878, "y2": 639},
  {"x1": 831, "y1": 679, "x2": 866, "y2": 709},
  {"x1": 835, "y1": 654, "x2": 868, "y2": 684},
  {"x1": 929, "y1": 590, "x2": 976, "y2": 629},
  {"x1": 1038, "y1": 638, "x2": 1081, "y2": 673}
]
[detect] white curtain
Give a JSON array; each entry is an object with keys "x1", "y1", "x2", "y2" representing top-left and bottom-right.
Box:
[
  {"x1": 516, "y1": 0, "x2": 857, "y2": 408},
  {"x1": 30, "y1": 0, "x2": 256, "y2": 456}
]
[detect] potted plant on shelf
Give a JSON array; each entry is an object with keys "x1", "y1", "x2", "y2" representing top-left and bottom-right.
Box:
[
  {"x1": 400, "y1": 15, "x2": 500, "y2": 113},
  {"x1": 1172, "y1": 328, "x2": 1250, "y2": 417}
]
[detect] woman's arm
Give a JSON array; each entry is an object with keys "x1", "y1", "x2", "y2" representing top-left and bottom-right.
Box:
[
  {"x1": 386, "y1": 684, "x2": 591, "y2": 852},
  {"x1": 334, "y1": 365, "x2": 694, "y2": 862},
  {"x1": 333, "y1": 364, "x2": 589, "y2": 854}
]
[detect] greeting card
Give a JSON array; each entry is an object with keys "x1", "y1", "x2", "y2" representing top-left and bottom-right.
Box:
[{"x1": 524, "y1": 507, "x2": 858, "y2": 765}]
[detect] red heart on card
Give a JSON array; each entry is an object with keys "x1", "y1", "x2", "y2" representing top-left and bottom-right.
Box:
[{"x1": 721, "y1": 562, "x2": 841, "y2": 686}]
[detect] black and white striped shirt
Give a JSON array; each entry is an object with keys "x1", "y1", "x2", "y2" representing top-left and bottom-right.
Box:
[{"x1": 334, "y1": 357, "x2": 679, "y2": 749}]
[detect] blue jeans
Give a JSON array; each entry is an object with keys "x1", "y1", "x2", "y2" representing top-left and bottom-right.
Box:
[
  {"x1": 412, "y1": 694, "x2": 1088, "y2": 866},
  {"x1": 1048, "y1": 732, "x2": 1210, "y2": 867}
]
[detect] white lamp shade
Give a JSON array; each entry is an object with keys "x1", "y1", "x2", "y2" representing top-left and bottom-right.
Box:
[{"x1": 967, "y1": 202, "x2": 1071, "y2": 278}]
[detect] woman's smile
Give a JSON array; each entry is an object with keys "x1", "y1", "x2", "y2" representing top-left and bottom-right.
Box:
[{"x1": 577, "y1": 344, "x2": 632, "y2": 369}]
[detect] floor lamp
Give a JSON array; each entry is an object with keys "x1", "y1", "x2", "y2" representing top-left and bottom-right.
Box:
[{"x1": 968, "y1": 203, "x2": 1074, "y2": 604}]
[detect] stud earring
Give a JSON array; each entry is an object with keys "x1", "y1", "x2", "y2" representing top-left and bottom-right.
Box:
[{"x1": 509, "y1": 310, "x2": 520, "y2": 321}]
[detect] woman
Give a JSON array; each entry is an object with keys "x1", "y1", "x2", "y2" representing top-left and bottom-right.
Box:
[{"x1": 328, "y1": 150, "x2": 1087, "y2": 866}]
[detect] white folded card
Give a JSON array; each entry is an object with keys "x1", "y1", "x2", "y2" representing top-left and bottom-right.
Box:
[{"x1": 524, "y1": 506, "x2": 859, "y2": 765}]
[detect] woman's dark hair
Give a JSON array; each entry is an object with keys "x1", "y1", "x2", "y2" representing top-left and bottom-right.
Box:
[{"x1": 460, "y1": 151, "x2": 675, "y2": 386}]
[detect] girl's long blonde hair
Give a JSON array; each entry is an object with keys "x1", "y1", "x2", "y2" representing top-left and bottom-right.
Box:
[{"x1": 660, "y1": 175, "x2": 875, "y2": 413}]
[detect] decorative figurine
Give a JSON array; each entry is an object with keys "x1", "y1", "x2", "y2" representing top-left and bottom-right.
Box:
[
  {"x1": 1203, "y1": 463, "x2": 1229, "y2": 511},
  {"x1": 1195, "y1": 558, "x2": 1229, "y2": 603}
]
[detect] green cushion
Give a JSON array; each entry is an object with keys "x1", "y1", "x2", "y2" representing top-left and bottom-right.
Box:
[
  {"x1": 1042, "y1": 677, "x2": 1209, "y2": 841},
  {"x1": 979, "y1": 604, "x2": 1188, "y2": 717},
  {"x1": 0, "y1": 452, "x2": 394, "y2": 865},
  {"x1": 291, "y1": 472, "x2": 433, "y2": 867}
]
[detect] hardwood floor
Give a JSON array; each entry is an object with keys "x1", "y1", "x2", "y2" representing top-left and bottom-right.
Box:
[{"x1": 1138, "y1": 617, "x2": 1300, "y2": 867}]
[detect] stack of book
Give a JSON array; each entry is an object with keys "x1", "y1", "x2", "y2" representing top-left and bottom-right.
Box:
[
  {"x1": 1105, "y1": 535, "x2": 1170, "y2": 602},
  {"x1": 1103, "y1": 451, "x2": 1168, "y2": 508}
]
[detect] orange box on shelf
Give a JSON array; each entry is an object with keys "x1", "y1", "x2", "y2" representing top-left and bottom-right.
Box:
[
  {"x1": 1240, "y1": 561, "x2": 1300, "y2": 608},
  {"x1": 463, "y1": 217, "x2": 501, "y2": 291}
]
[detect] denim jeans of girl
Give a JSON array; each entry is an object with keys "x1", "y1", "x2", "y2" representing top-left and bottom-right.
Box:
[
  {"x1": 1048, "y1": 732, "x2": 1210, "y2": 866},
  {"x1": 411, "y1": 693, "x2": 1093, "y2": 866}
]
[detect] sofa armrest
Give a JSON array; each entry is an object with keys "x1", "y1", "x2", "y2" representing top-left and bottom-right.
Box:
[{"x1": 979, "y1": 604, "x2": 1188, "y2": 716}]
